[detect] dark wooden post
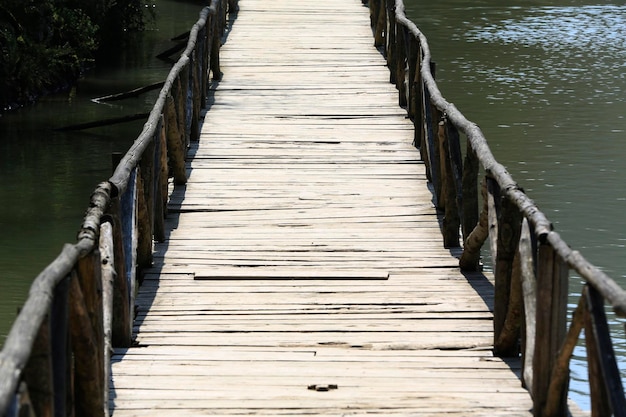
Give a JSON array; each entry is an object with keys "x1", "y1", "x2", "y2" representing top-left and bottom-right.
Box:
[
  {"x1": 165, "y1": 93, "x2": 188, "y2": 185},
  {"x1": 374, "y1": 0, "x2": 386, "y2": 48},
  {"x1": 70, "y1": 250, "x2": 105, "y2": 417},
  {"x1": 584, "y1": 285, "x2": 626, "y2": 417},
  {"x1": 532, "y1": 241, "x2": 568, "y2": 416},
  {"x1": 50, "y1": 277, "x2": 71, "y2": 417},
  {"x1": 445, "y1": 120, "x2": 463, "y2": 240},
  {"x1": 493, "y1": 196, "x2": 523, "y2": 356},
  {"x1": 138, "y1": 140, "x2": 155, "y2": 269},
  {"x1": 407, "y1": 35, "x2": 418, "y2": 123},
  {"x1": 437, "y1": 118, "x2": 460, "y2": 247},
  {"x1": 210, "y1": 10, "x2": 222, "y2": 80},
  {"x1": 190, "y1": 49, "x2": 201, "y2": 142},
  {"x1": 461, "y1": 139, "x2": 479, "y2": 243},
  {"x1": 385, "y1": 0, "x2": 396, "y2": 82},
  {"x1": 100, "y1": 220, "x2": 115, "y2": 417},
  {"x1": 395, "y1": 25, "x2": 407, "y2": 107},
  {"x1": 120, "y1": 168, "x2": 139, "y2": 337},
  {"x1": 459, "y1": 179, "x2": 489, "y2": 271},
  {"x1": 106, "y1": 197, "x2": 132, "y2": 348},
  {"x1": 154, "y1": 116, "x2": 168, "y2": 243},
  {"x1": 422, "y1": 62, "x2": 440, "y2": 194},
  {"x1": 22, "y1": 316, "x2": 54, "y2": 417}
]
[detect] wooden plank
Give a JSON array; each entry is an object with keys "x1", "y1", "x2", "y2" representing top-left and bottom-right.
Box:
[{"x1": 108, "y1": 0, "x2": 536, "y2": 416}]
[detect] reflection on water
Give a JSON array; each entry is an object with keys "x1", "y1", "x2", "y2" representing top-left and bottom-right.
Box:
[
  {"x1": 404, "y1": 0, "x2": 626, "y2": 410},
  {"x1": 0, "y1": 0, "x2": 206, "y2": 341}
]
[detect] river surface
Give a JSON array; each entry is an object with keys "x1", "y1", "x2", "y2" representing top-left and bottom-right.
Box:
[{"x1": 0, "y1": 0, "x2": 624, "y2": 410}]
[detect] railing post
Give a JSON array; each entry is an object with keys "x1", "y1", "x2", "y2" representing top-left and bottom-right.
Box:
[
  {"x1": 138, "y1": 140, "x2": 155, "y2": 269},
  {"x1": 493, "y1": 195, "x2": 523, "y2": 356},
  {"x1": 395, "y1": 25, "x2": 407, "y2": 107},
  {"x1": 165, "y1": 91, "x2": 188, "y2": 185},
  {"x1": 105, "y1": 194, "x2": 131, "y2": 349},
  {"x1": 70, "y1": 250, "x2": 105, "y2": 417},
  {"x1": 385, "y1": 0, "x2": 396, "y2": 83},
  {"x1": 459, "y1": 179, "x2": 489, "y2": 271},
  {"x1": 532, "y1": 241, "x2": 568, "y2": 416},
  {"x1": 437, "y1": 117, "x2": 460, "y2": 247},
  {"x1": 22, "y1": 315, "x2": 54, "y2": 417},
  {"x1": 210, "y1": 7, "x2": 222, "y2": 80},
  {"x1": 461, "y1": 139, "x2": 479, "y2": 243},
  {"x1": 154, "y1": 116, "x2": 168, "y2": 242},
  {"x1": 120, "y1": 168, "x2": 139, "y2": 336},
  {"x1": 100, "y1": 220, "x2": 115, "y2": 417},
  {"x1": 584, "y1": 285, "x2": 626, "y2": 417},
  {"x1": 422, "y1": 62, "x2": 440, "y2": 196},
  {"x1": 190, "y1": 48, "x2": 201, "y2": 142},
  {"x1": 407, "y1": 35, "x2": 418, "y2": 123},
  {"x1": 374, "y1": 0, "x2": 386, "y2": 48}
]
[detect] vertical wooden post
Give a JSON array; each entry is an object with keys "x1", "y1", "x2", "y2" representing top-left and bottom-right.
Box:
[
  {"x1": 461, "y1": 139, "x2": 479, "y2": 243},
  {"x1": 395, "y1": 25, "x2": 407, "y2": 107},
  {"x1": 153, "y1": 116, "x2": 168, "y2": 243},
  {"x1": 228, "y1": 0, "x2": 239, "y2": 13},
  {"x1": 374, "y1": 0, "x2": 386, "y2": 48},
  {"x1": 422, "y1": 62, "x2": 440, "y2": 196},
  {"x1": 199, "y1": 24, "x2": 209, "y2": 108},
  {"x1": 385, "y1": 0, "x2": 396, "y2": 82},
  {"x1": 166, "y1": 94, "x2": 188, "y2": 185},
  {"x1": 532, "y1": 241, "x2": 568, "y2": 416},
  {"x1": 50, "y1": 276, "x2": 70, "y2": 417},
  {"x1": 70, "y1": 250, "x2": 105, "y2": 417},
  {"x1": 437, "y1": 118, "x2": 460, "y2": 247},
  {"x1": 107, "y1": 196, "x2": 131, "y2": 348},
  {"x1": 584, "y1": 285, "x2": 626, "y2": 417},
  {"x1": 100, "y1": 221, "x2": 115, "y2": 417},
  {"x1": 493, "y1": 196, "x2": 523, "y2": 356},
  {"x1": 120, "y1": 168, "x2": 139, "y2": 339},
  {"x1": 518, "y1": 218, "x2": 537, "y2": 390},
  {"x1": 22, "y1": 316, "x2": 54, "y2": 417},
  {"x1": 138, "y1": 142, "x2": 155, "y2": 269},
  {"x1": 407, "y1": 35, "x2": 418, "y2": 123},
  {"x1": 459, "y1": 179, "x2": 489, "y2": 271},
  {"x1": 190, "y1": 49, "x2": 201, "y2": 142},
  {"x1": 210, "y1": 10, "x2": 222, "y2": 80}
]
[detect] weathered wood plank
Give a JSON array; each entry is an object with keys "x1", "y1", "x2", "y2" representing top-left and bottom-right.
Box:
[{"x1": 108, "y1": 0, "x2": 535, "y2": 416}]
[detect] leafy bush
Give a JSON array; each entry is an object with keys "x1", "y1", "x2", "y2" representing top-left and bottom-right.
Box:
[{"x1": 0, "y1": 0, "x2": 145, "y2": 111}]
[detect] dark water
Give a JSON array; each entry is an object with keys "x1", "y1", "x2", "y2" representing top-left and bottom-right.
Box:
[
  {"x1": 0, "y1": 0, "x2": 206, "y2": 339},
  {"x1": 1, "y1": 0, "x2": 624, "y2": 410},
  {"x1": 402, "y1": 0, "x2": 626, "y2": 409}
]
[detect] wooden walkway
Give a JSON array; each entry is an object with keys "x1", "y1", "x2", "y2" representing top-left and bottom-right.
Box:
[{"x1": 110, "y1": 0, "x2": 534, "y2": 415}]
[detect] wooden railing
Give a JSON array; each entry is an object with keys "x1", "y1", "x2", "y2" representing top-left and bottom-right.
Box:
[
  {"x1": 367, "y1": 0, "x2": 626, "y2": 416},
  {"x1": 0, "y1": 1, "x2": 236, "y2": 416}
]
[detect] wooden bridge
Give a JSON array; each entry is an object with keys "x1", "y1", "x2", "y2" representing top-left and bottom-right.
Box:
[{"x1": 1, "y1": 1, "x2": 625, "y2": 417}]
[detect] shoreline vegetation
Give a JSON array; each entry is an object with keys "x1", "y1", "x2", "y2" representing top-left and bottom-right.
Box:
[{"x1": 0, "y1": 0, "x2": 145, "y2": 113}]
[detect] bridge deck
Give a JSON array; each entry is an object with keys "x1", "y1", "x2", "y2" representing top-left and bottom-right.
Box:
[{"x1": 110, "y1": 0, "x2": 534, "y2": 415}]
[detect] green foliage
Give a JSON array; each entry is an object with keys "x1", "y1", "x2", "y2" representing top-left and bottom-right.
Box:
[{"x1": 0, "y1": 0, "x2": 146, "y2": 111}]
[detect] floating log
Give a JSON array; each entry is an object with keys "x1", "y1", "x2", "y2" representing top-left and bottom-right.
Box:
[
  {"x1": 92, "y1": 82, "x2": 164, "y2": 103},
  {"x1": 54, "y1": 113, "x2": 149, "y2": 132},
  {"x1": 156, "y1": 42, "x2": 186, "y2": 60},
  {"x1": 171, "y1": 31, "x2": 190, "y2": 41}
]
